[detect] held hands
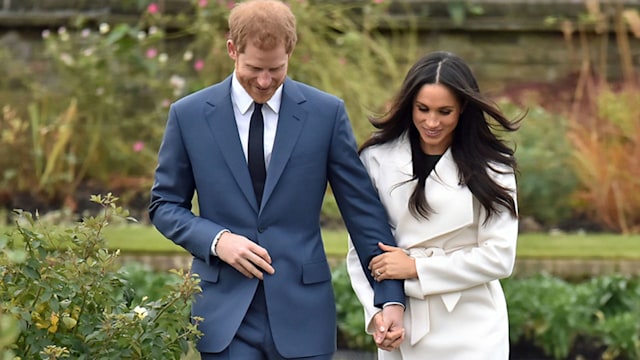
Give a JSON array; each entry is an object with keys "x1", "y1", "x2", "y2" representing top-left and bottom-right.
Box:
[
  {"x1": 373, "y1": 304, "x2": 405, "y2": 351},
  {"x1": 215, "y1": 232, "x2": 275, "y2": 279},
  {"x1": 369, "y1": 242, "x2": 417, "y2": 281}
]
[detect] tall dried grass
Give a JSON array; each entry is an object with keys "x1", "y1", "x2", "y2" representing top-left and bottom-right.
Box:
[{"x1": 562, "y1": 1, "x2": 640, "y2": 233}]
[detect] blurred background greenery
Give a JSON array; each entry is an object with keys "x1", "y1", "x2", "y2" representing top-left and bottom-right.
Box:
[{"x1": 0, "y1": 0, "x2": 638, "y2": 234}]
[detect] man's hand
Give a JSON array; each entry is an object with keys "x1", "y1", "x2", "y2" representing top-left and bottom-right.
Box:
[
  {"x1": 372, "y1": 304, "x2": 405, "y2": 351},
  {"x1": 215, "y1": 232, "x2": 274, "y2": 279}
]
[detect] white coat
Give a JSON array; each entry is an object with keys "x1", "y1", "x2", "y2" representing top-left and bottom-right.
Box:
[{"x1": 347, "y1": 135, "x2": 518, "y2": 359}]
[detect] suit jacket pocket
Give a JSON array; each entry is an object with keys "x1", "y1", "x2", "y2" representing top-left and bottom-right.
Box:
[
  {"x1": 302, "y1": 259, "x2": 331, "y2": 284},
  {"x1": 191, "y1": 258, "x2": 220, "y2": 283}
]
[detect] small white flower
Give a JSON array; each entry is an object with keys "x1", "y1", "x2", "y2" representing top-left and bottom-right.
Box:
[
  {"x1": 170, "y1": 75, "x2": 186, "y2": 90},
  {"x1": 42, "y1": 29, "x2": 51, "y2": 39},
  {"x1": 58, "y1": 27, "x2": 69, "y2": 42},
  {"x1": 99, "y1": 23, "x2": 110, "y2": 34},
  {"x1": 148, "y1": 26, "x2": 158, "y2": 35},
  {"x1": 81, "y1": 28, "x2": 91, "y2": 38},
  {"x1": 137, "y1": 31, "x2": 147, "y2": 41},
  {"x1": 133, "y1": 306, "x2": 148, "y2": 320},
  {"x1": 183, "y1": 50, "x2": 193, "y2": 62},
  {"x1": 60, "y1": 53, "x2": 74, "y2": 66},
  {"x1": 158, "y1": 53, "x2": 168, "y2": 63}
]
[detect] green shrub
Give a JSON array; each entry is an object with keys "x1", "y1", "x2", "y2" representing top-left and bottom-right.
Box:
[
  {"x1": 500, "y1": 102, "x2": 579, "y2": 228},
  {"x1": 595, "y1": 312, "x2": 640, "y2": 359},
  {"x1": 119, "y1": 261, "x2": 184, "y2": 303},
  {"x1": 0, "y1": 194, "x2": 202, "y2": 359},
  {"x1": 502, "y1": 273, "x2": 595, "y2": 358},
  {"x1": 503, "y1": 273, "x2": 640, "y2": 359},
  {"x1": 588, "y1": 274, "x2": 640, "y2": 359},
  {"x1": 331, "y1": 261, "x2": 376, "y2": 352}
]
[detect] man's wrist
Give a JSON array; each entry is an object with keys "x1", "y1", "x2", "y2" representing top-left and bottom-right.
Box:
[
  {"x1": 211, "y1": 230, "x2": 229, "y2": 256},
  {"x1": 383, "y1": 302, "x2": 405, "y2": 310}
]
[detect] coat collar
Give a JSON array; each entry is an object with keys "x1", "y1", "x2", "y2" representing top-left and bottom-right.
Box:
[{"x1": 372, "y1": 135, "x2": 475, "y2": 249}]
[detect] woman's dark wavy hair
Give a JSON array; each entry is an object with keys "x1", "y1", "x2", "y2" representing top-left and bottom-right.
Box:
[{"x1": 360, "y1": 51, "x2": 522, "y2": 222}]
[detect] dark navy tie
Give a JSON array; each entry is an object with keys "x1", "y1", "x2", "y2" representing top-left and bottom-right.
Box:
[{"x1": 248, "y1": 102, "x2": 266, "y2": 206}]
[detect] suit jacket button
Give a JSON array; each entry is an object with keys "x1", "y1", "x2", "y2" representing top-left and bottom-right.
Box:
[{"x1": 258, "y1": 227, "x2": 265, "y2": 233}]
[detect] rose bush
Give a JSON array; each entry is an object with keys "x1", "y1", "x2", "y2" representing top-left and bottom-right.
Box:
[{"x1": 0, "y1": 194, "x2": 202, "y2": 359}]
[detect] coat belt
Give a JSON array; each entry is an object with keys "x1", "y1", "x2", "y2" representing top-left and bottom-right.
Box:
[{"x1": 404, "y1": 247, "x2": 462, "y2": 345}]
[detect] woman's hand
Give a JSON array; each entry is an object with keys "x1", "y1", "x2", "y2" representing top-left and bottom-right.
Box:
[{"x1": 369, "y1": 242, "x2": 417, "y2": 281}]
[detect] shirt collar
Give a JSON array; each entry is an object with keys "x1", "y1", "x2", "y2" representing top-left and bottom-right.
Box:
[{"x1": 231, "y1": 71, "x2": 283, "y2": 115}]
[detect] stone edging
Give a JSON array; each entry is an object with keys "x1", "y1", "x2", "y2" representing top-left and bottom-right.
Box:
[{"x1": 118, "y1": 253, "x2": 640, "y2": 279}]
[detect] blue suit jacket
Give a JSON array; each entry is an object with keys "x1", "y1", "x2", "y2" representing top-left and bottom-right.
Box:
[{"x1": 149, "y1": 76, "x2": 404, "y2": 357}]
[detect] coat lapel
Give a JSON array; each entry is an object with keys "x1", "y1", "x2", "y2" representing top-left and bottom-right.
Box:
[
  {"x1": 261, "y1": 78, "x2": 306, "y2": 209},
  {"x1": 418, "y1": 149, "x2": 475, "y2": 243},
  {"x1": 204, "y1": 76, "x2": 260, "y2": 212},
  {"x1": 377, "y1": 137, "x2": 474, "y2": 249}
]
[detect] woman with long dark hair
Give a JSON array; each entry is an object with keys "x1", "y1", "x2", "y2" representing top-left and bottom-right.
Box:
[{"x1": 347, "y1": 51, "x2": 523, "y2": 359}]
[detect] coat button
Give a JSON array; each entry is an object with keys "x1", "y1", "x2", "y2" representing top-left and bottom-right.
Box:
[{"x1": 258, "y1": 227, "x2": 265, "y2": 233}]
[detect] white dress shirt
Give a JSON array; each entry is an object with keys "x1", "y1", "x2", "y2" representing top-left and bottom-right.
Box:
[{"x1": 230, "y1": 71, "x2": 282, "y2": 169}]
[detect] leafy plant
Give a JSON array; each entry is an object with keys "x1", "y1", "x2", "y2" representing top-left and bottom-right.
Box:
[
  {"x1": 332, "y1": 261, "x2": 376, "y2": 352},
  {"x1": 445, "y1": 1, "x2": 485, "y2": 26},
  {"x1": 503, "y1": 273, "x2": 593, "y2": 359},
  {"x1": 503, "y1": 273, "x2": 640, "y2": 359},
  {"x1": 595, "y1": 312, "x2": 640, "y2": 359},
  {"x1": 589, "y1": 274, "x2": 640, "y2": 358},
  {"x1": 0, "y1": 193, "x2": 202, "y2": 359},
  {"x1": 500, "y1": 102, "x2": 578, "y2": 227}
]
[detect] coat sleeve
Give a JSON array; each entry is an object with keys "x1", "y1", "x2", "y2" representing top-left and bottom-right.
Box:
[
  {"x1": 148, "y1": 104, "x2": 226, "y2": 264},
  {"x1": 346, "y1": 235, "x2": 380, "y2": 334},
  {"x1": 326, "y1": 102, "x2": 405, "y2": 308},
  {"x1": 345, "y1": 148, "x2": 385, "y2": 332}
]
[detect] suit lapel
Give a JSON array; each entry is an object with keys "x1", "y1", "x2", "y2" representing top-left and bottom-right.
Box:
[
  {"x1": 261, "y1": 78, "x2": 306, "y2": 209},
  {"x1": 204, "y1": 77, "x2": 260, "y2": 212}
]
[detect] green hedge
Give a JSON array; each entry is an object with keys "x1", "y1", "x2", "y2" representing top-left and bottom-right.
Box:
[{"x1": 332, "y1": 262, "x2": 640, "y2": 359}]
